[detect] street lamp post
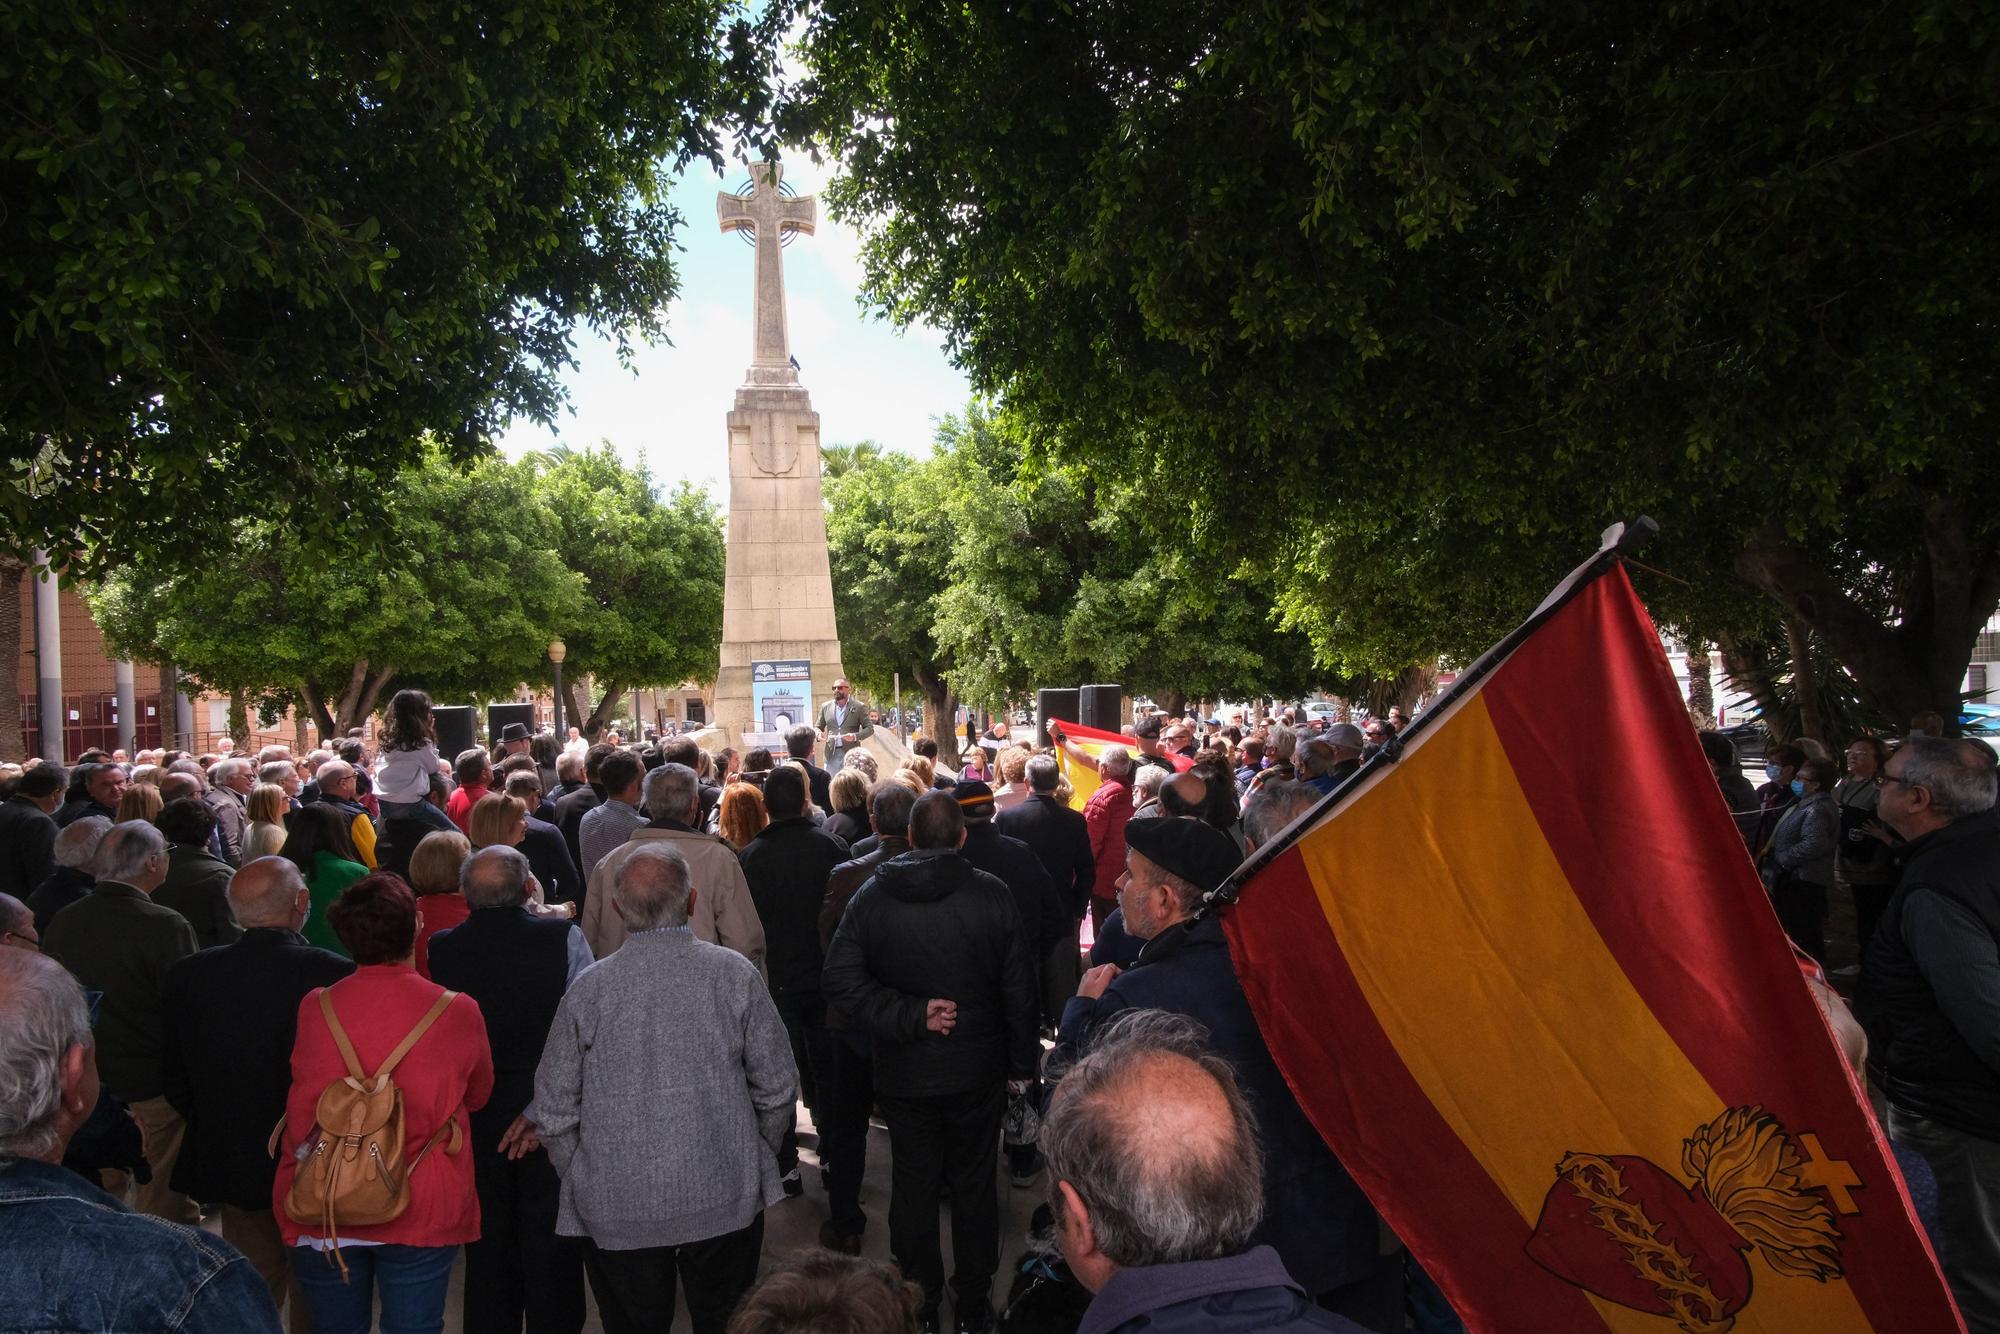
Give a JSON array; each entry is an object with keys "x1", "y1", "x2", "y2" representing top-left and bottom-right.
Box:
[{"x1": 549, "y1": 640, "x2": 567, "y2": 739}]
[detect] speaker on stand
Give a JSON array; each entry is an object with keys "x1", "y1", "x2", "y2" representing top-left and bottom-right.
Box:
[
  {"x1": 1036, "y1": 688, "x2": 1081, "y2": 748},
  {"x1": 433, "y1": 706, "x2": 477, "y2": 760},
  {"x1": 1078, "y1": 684, "x2": 1122, "y2": 733}
]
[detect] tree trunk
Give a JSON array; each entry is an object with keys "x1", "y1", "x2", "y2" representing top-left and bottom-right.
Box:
[
  {"x1": 1396, "y1": 662, "x2": 1440, "y2": 713},
  {"x1": 0, "y1": 556, "x2": 24, "y2": 761},
  {"x1": 299, "y1": 682, "x2": 338, "y2": 738},
  {"x1": 1735, "y1": 501, "x2": 2000, "y2": 735},
  {"x1": 1684, "y1": 640, "x2": 1714, "y2": 728},
  {"x1": 1784, "y1": 616, "x2": 1824, "y2": 745},
  {"x1": 561, "y1": 680, "x2": 589, "y2": 738},
  {"x1": 911, "y1": 660, "x2": 960, "y2": 767},
  {"x1": 587, "y1": 683, "x2": 625, "y2": 739},
  {"x1": 227, "y1": 688, "x2": 250, "y2": 749},
  {"x1": 1161, "y1": 689, "x2": 1188, "y2": 717}
]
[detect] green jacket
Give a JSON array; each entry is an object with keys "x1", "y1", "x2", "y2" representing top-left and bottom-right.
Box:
[
  {"x1": 44, "y1": 883, "x2": 198, "y2": 1102},
  {"x1": 154, "y1": 845, "x2": 243, "y2": 951}
]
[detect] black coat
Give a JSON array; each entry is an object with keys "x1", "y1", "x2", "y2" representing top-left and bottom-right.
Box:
[
  {"x1": 961, "y1": 821, "x2": 1068, "y2": 956},
  {"x1": 554, "y1": 785, "x2": 603, "y2": 869},
  {"x1": 520, "y1": 815, "x2": 583, "y2": 906},
  {"x1": 0, "y1": 794, "x2": 58, "y2": 897},
  {"x1": 822, "y1": 848, "x2": 1038, "y2": 1097},
  {"x1": 427, "y1": 905, "x2": 573, "y2": 1146},
  {"x1": 995, "y1": 793, "x2": 1096, "y2": 917},
  {"x1": 738, "y1": 817, "x2": 850, "y2": 997},
  {"x1": 823, "y1": 809, "x2": 870, "y2": 846},
  {"x1": 794, "y1": 760, "x2": 833, "y2": 813},
  {"x1": 818, "y1": 836, "x2": 911, "y2": 1031},
  {"x1": 1860, "y1": 808, "x2": 2000, "y2": 1140},
  {"x1": 54, "y1": 796, "x2": 116, "y2": 828},
  {"x1": 26, "y1": 867, "x2": 92, "y2": 933},
  {"x1": 160, "y1": 927, "x2": 353, "y2": 1207}
]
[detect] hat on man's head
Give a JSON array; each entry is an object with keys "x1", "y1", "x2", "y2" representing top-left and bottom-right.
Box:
[
  {"x1": 499, "y1": 723, "x2": 531, "y2": 743},
  {"x1": 1325, "y1": 722, "x2": 1366, "y2": 752},
  {"x1": 954, "y1": 779, "x2": 996, "y2": 820},
  {"x1": 1124, "y1": 816, "x2": 1242, "y2": 895},
  {"x1": 1133, "y1": 714, "x2": 1164, "y2": 740}
]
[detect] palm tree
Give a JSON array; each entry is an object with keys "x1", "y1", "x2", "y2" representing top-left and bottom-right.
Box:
[{"x1": 820, "y1": 441, "x2": 885, "y2": 481}]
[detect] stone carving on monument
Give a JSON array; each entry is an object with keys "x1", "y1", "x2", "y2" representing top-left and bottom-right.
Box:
[{"x1": 703, "y1": 160, "x2": 850, "y2": 749}]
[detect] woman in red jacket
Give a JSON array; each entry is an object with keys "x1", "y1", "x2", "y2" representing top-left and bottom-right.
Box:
[{"x1": 275, "y1": 872, "x2": 493, "y2": 1334}]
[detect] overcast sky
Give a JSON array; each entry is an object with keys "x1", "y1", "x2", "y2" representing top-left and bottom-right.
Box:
[{"x1": 495, "y1": 155, "x2": 972, "y2": 498}]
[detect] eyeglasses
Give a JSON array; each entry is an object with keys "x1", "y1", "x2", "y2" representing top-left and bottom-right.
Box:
[{"x1": 1873, "y1": 772, "x2": 1917, "y2": 790}]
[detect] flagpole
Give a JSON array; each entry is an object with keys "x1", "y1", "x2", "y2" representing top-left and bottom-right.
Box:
[{"x1": 1207, "y1": 516, "x2": 1660, "y2": 911}]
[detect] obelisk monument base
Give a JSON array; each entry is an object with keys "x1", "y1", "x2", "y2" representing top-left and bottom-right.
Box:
[{"x1": 701, "y1": 372, "x2": 849, "y2": 752}]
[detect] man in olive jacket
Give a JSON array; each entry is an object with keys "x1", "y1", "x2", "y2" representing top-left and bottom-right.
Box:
[
  {"x1": 822, "y1": 791, "x2": 1038, "y2": 1332},
  {"x1": 42, "y1": 820, "x2": 200, "y2": 1223},
  {"x1": 152, "y1": 799, "x2": 242, "y2": 951}
]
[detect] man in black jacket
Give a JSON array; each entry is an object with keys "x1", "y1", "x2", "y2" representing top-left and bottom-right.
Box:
[
  {"x1": 815, "y1": 781, "x2": 918, "y2": 1254},
  {"x1": 161, "y1": 856, "x2": 351, "y2": 1331},
  {"x1": 555, "y1": 741, "x2": 616, "y2": 870},
  {"x1": 0, "y1": 763, "x2": 64, "y2": 896},
  {"x1": 56, "y1": 760, "x2": 126, "y2": 828},
  {"x1": 502, "y1": 769, "x2": 585, "y2": 907},
  {"x1": 429, "y1": 845, "x2": 592, "y2": 1334},
  {"x1": 823, "y1": 791, "x2": 1038, "y2": 1333},
  {"x1": 738, "y1": 764, "x2": 850, "y2": 1193},
  {"x1": 26, "y1": 815, "x2": 105, "y2": 932},
  {"x1": 786, "y1": 724, "x2": 834, "y2": 813},
  {"x1": 1859, "y1": 735, "x2": 2000, "y2": 1327},
  {"x1": 995, "y1": 756, "x2": 1095, "y2": 1025},
  {"x1": 660, "y1": 737, "x2": 722, "y2": 830}
]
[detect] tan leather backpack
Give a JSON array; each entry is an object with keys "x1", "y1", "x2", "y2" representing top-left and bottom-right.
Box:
[{"x1": 272, "y1": 989, "x2": 463, "y2": 1261}]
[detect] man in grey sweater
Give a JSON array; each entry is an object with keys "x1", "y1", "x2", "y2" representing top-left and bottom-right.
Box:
[{"x1": 530, "y1": 843, "x2": 797, "y2": 1334}]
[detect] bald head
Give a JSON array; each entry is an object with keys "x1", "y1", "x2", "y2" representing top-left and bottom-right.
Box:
[
  {"x1": 227, "y1": 857, "x2": 310, "y2": 929},
  {"x1": 1042, "y1": 1009, "x2": 1263, "y2": 1282},
  {"x1": 0, "y1": 892, "x2": 31, "y2": 941}
]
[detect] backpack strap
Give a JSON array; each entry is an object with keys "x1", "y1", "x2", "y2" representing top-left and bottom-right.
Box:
[
  {"x1": 372, "y1": 990, "x2": 458, "y2": 1082},
  {"x1": 319, "y1": 990, "x2": 368, "y2": 1083}
]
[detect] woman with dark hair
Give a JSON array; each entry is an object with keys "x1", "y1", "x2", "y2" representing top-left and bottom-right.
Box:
[
  {"x1": 284, "y1": 803, "x2": 369, "y2": 956},
  {"x1": 1762, "y1": 755, "x2": 1839, "y2": 962},
  {"x1": 738, "y1": 747, "x2": 775, "y2": 793},
  {"x1": 376, "y1": 689, "x2": 455, "y2": 833},
  {"x1": 1835, "y1": 735, "x2": 1900, "y2": 958},
  {"x1": 276, "y1": 873, "x2": 492, "y2": 1334},
  {"x1": 1752, "y1": 742, "x2": 1807, "y2": 855}
]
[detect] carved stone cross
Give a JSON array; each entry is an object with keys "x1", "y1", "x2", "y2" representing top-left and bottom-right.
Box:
[{"x1": 717, "y1": 161, "x2": 817, "y2": 373}]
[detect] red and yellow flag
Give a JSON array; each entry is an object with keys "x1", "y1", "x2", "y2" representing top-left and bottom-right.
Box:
[
  {"x1": 1050, "y1": 718, "x2": 1191, "y2": 809},
  {"x1": 1222, "y1": 559, "x2": 1959, "y2": 1332}
]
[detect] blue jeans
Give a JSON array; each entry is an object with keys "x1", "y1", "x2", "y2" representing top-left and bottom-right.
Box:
[
  {"x1": 380, "y1": 799, "x2": 456, "y2": 832},
  {"x1": 293, "y1": 1245, "x2": 457, "y2": 1334}
]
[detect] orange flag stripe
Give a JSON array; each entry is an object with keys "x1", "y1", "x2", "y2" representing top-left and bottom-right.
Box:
[{"x1": 1294, "y1": 690, "x2": 1874, "y2": 1333}]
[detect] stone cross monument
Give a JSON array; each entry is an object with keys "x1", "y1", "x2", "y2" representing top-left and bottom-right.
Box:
[{"x1": 705, "y1": 161, "x2": 848, "y2": 748}]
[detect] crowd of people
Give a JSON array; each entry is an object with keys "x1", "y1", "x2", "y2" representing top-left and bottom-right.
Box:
[{"x1": 0, "y1": 686, "x2": 1995, "y2": 1333}]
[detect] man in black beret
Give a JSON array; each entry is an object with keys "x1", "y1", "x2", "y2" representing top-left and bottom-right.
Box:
[{"x1": 1053, "y1": 817, "x2": 1394, "y2": 1331}]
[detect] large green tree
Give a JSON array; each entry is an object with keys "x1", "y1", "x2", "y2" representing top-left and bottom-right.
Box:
[
  {"x1": 90, "y1": 451, "x2": 585, "y2": 736},
  {"x1": 1, "y1": 0, "x2": 770, "y2": 567},
  {"x1": 779, "y1": 0, "x2": 1999, "y2": 724},
  {"x1": 532, "y1": 445, "x2": 727, "y2": 738}
]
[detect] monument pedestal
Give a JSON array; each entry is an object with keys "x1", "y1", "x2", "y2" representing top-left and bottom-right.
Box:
[{"x1": 705, "y1": 376, "x2": 848, "y2": 750}]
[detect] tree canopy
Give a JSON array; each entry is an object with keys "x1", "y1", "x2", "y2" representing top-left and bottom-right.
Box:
[
  {"x1": 532, "y1": 445, "x2": 727, "y2": 737},
  {"x1": 91, "y1": 444, "x2": 727, "y2": 740},
  {"x1": 825, "y1": 406, "x2": 1335, "y2": 722},
  {"x1": 778, "y1": 0, "x2": 1999, "y2": 726},
  {"x1": 2, "y1": 0, "x2": 770, "y2": 569}
]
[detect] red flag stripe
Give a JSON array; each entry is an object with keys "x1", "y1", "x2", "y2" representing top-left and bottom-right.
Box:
[
  {"x1": 1225, "y1": 847, "x2": 1615, "y2": 1332},
  {"x1": 1478, "y1": 570, "x2": 1959, "y2": 1332}
]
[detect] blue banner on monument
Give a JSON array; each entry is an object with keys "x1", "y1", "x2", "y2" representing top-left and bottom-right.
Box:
[{"x1": 748, "y1": 659, "x2": 812, "y2": 748}]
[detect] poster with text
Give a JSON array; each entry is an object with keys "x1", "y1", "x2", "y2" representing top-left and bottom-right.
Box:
[{"x1": 748, "y1": 659, "x2": 812, "y2": 749}]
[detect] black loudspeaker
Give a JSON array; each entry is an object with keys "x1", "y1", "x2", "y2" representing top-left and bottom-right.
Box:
[
  {"x1": 487, "y1": 702, "x2": 535, "y2": 744},
  {"x1": 1037, "y1": 688, "x2": 1081, "y2": 747},
  {"x1": 433, "y1": 706, "x2": 477, "y2": 760},
  {"x1": 1079, "y1": 684, "x2": 1122, "y2": 732}
]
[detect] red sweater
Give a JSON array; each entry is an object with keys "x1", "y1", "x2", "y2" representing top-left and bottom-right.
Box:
[
  {"x1": 1085, "y1": 780, "x2": 1135, "y2": 897},
  {"x1": 445, "y1": 783, "x2": 488, "y2": 834},
  {"x1": 412, "y1": 893, "x2": 471, "y2": 980},
  {"x1": 275, "y1": 964, "x2": 493, "y2": 1247}
]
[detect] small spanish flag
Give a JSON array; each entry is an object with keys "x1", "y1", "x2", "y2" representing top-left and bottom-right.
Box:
[
  {"x1": 1050, "y1": 718, "x2": 1191, "y2": 810},
  {"x1": 1220, "y1": 531, "x2": 1959, "y2": 1333}
]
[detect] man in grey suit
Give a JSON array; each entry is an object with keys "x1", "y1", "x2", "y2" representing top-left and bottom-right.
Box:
[{"x1": 818, "y1": 678, "x2": 873, "y2": 772}]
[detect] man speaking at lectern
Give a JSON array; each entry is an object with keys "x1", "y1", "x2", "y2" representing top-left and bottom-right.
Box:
[{"x1": 820, "y1": 679, "x2": 873, "y2": 772}]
